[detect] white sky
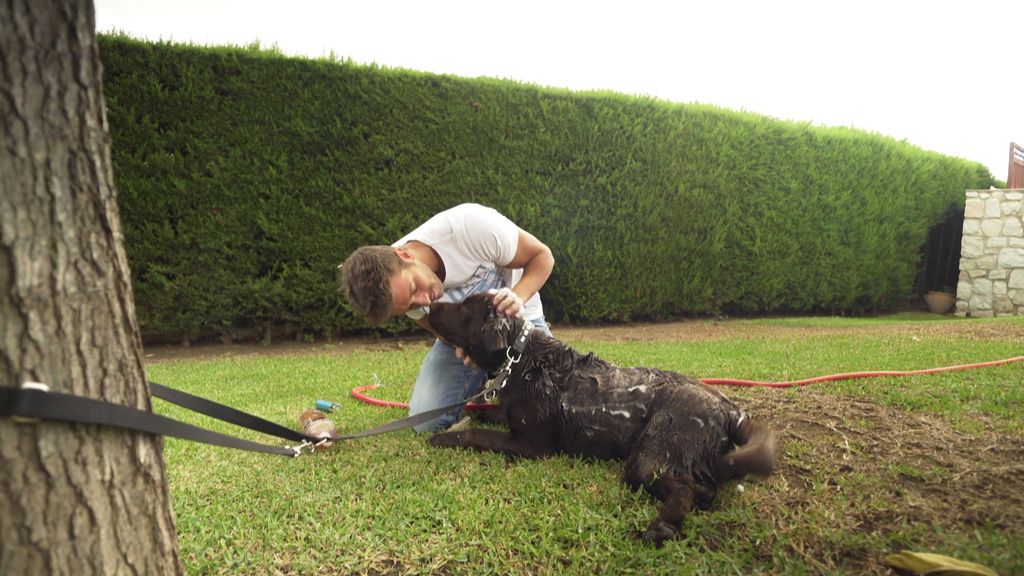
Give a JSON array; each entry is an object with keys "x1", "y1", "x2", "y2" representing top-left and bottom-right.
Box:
[{"x1": 95, "y1": 0, "x2": 1022, "y2": 181}]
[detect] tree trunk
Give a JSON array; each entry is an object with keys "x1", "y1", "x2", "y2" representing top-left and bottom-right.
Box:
[{"x1": 0, "y1": 0, "x2": 183, "y2": 573}]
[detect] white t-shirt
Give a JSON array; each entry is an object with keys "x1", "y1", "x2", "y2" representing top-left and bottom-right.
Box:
[{"x1": 393, "y1": 203, "x2": 544, "y2": 320}]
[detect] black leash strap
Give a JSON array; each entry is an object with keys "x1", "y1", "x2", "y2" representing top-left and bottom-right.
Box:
[
  {"x1": 0, "y1": 384, "x2": 305, "y2": 457},
  {"x1": 150, "y1": 377, "x2": 499, "y2": 441},
  {"x1": 0, "y1": 376, "x2": 506, "y2": 457},
  {"x1": 335, "y1": 383, "x2": 495, "y2": 440},
  {"x1": 149, "y1": 381, "x2": 308, "y2": 443}
]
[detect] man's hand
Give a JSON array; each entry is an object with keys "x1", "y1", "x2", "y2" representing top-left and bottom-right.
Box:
[
  {"x1": 454, "y1": 346, "x2": 478, "y2": 368},
  {"x1": 489, "y1": 287, "x2": 525, "y2": 319}
]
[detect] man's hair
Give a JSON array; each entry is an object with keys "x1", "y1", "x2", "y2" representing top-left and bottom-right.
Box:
[{"x1": 338, "y1": 245, "x2": 406, "y2": 325}]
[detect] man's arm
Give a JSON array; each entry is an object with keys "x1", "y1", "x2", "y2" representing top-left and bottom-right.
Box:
[{"x1": 497, "y1": 228, "x2": 554, "y2": 316}]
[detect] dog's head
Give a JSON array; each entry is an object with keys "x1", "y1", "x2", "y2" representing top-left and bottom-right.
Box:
[{"x1": 427, "y1": 292, "x2": 521, "y2": 371}]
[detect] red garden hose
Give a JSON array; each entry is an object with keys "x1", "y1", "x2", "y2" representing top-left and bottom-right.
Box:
[
  {"x1": 351, "y1": 355, "x2": 1024, "y2": 409},
  {"x1": 700, "y1": 355, "x2": 1024, "y2": 388},
  {"x1": 351, "y1": 385, "x2": 495, "y2": 411}
]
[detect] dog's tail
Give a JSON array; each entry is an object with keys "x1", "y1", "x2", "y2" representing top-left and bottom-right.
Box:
[{"x1": 715, "y1": 413, "x2": 776, "y2": 482}]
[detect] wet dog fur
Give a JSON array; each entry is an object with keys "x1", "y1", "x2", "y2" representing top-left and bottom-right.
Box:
[{"x1": 427, "y1": 293, "x2": 776, "y2": 545}]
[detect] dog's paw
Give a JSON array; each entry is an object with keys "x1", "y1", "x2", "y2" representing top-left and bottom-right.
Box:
[
  {"x1": 693, "y1": 485, "x2": 717, "y2": 511},
  {"x1": 641, "y1": 519, "x2": 678, "y2": 547},
  {"x1": 427, "y1": 431, "x2": 466, "y2": 448}
]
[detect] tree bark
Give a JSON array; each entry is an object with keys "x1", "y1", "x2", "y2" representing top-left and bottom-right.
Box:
[{"x1": 0, "y1": 0, "x2": 183, "y2": 573}]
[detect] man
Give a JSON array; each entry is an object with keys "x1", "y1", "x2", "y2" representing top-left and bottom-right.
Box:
[{"x1": 339, "y1": 203, "x2": 554, "y2": 432}]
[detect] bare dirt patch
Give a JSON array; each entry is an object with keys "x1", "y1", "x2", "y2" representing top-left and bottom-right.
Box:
[{"x1": 740, "y1": 388, "x2": 1023, "y2": 573}]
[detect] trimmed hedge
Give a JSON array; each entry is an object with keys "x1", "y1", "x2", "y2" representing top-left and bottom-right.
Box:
[{"x1": 98, "y1": 35, "x2": 995, "y2": 342}]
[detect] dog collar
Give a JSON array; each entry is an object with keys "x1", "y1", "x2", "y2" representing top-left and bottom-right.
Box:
[
  {"x1": 484, "y1": 321, "x2": 534, "y2": 399},
  {"x1": 508, "y1": 319, "x2": 533, "y2": 357}
]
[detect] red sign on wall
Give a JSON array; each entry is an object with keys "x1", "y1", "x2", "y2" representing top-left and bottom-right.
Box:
[{"x1": 1010, "y1": 142, "x2": 1024, "y2": 188}]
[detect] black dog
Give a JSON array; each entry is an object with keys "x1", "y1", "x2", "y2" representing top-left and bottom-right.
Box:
[{"x1": 427, "y1": 293, "x2": 776, "y2": 545}]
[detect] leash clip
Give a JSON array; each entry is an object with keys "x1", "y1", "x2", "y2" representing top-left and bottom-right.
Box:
[
  {"x1": 287, "y1": 440, "x2": 318, "y2": 457},
  {"x1": 287, "y1": 437, "x2": 335, "y2": 456},
  {"x1": 505, "y1": 347, "x2": 522, "y2": 365},
  {"x1": 483, "y1": 368, "x2": 512, "y2": 402}
]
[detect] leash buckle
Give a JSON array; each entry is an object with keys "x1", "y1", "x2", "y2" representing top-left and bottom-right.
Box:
[{"x1": 14, "y1": 382, "x2": 49, "y2": 424}]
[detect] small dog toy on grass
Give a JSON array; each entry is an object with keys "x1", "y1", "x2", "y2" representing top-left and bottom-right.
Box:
[{"x1": 315, "y1": 399, "x2": 341, "y2": 412}]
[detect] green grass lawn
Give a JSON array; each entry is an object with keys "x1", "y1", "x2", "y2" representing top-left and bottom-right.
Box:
[{"x1": 147, "y1": 313, "x2": 1024, "y2": 575}]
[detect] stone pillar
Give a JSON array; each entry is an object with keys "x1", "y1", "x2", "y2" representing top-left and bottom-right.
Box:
[{"x1": 956, "y1": 189, "x2": 1024, "y2": 316}]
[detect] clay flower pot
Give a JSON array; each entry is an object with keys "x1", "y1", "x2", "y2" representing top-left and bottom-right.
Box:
[{"x1": 924, "y1": 291, "x2": 955, "y2": 314}]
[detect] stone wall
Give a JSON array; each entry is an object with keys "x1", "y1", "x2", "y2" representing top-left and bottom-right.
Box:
[{"x1": 956, "y1": 189, "x2": 1024, "y2": 316}]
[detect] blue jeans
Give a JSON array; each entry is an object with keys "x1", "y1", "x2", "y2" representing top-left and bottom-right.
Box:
[{"x1": 408, "y1": 316, "x2": 552, "y2": 432}]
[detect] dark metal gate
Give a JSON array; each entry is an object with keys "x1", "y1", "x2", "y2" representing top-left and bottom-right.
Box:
[{"x1": 915, "y1": 206, "x2": 964, "y2": 301}]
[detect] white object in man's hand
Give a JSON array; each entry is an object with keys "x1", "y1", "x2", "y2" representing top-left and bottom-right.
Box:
[{"x1": 488, "y1": 287, "x2": 524, "y2": 319}]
